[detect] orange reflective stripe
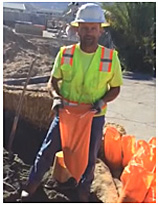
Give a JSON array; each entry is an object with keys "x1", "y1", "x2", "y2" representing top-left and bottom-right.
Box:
[
  {"x1": 61, "y1": 45, "x2": 76, "y2": 66},
  {"x1": 99, "y1": 47, "x2": 113, "y2": 72},
  {"x1": 102, "y1": 104, "x2": 107, "y2": 109},
  {"x1": 61, "y1": 48, "x2": 66, "y2": 65},
  {"x1": 99, "y1": 47, "x2": 105, "y2": 71},
  {"x1": 108, "y1": 49, "x2": 114, "y2": 72},
  {"x1": 69, "y1": 45, "x2": 76, "y2": 66}
]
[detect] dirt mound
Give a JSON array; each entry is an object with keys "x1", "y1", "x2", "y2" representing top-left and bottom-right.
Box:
[
  {"x1": 3, "y1": 148, "x2": 72, "y2": 202},
  {"x1": 3, "y1": 53, "x2": 53, "y2": 79},
  {"x1": 3, "y1": 148, "x2": 121, "y2": 203},
  {"x1": 3, "y1": 26, "x2": 37, "y2": 50},
  {"x1": 3, "y1": 148, "x2": 31, "y2": 202},
  {"x1": 3, "y1": 26, "x2": 55, "y2": 79}
]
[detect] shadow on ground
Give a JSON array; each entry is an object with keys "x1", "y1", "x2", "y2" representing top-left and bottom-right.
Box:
[{"x1": 123, "y1": 71, "x2": 155, "y2": 81}]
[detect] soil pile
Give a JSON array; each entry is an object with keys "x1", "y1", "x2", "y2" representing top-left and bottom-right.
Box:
[
  {"x1": 3, "y1": 26, "x2": 56, "y2": 79},
  {"x1": 3, "y1": 148, "x2": 31, "y2": 202},
  {"x1": 3, "y1": 26, "x2": 37, "y2": 50},
  {"x1": 3, "y1": 148, "x2": 121, "y2": 203}
]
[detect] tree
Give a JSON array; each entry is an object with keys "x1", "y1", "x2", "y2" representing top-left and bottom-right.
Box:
[{"x1": 102, "y1": 2, "x2": 156, "y2": 74}]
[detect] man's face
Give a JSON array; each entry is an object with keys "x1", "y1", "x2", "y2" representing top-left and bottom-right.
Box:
[{"x1": 77, "y1": 23, "x2": 103, "y2": 47}]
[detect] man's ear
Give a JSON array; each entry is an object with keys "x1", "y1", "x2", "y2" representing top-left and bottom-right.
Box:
[
  {"x1": 99, "y1": 27, "x2": 105, "y2": 37},
  {"x1": 74, "y1": 27, "x2": 79, "y2": 32}
]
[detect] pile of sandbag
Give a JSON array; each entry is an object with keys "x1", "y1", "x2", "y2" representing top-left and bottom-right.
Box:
[{"x1": 103, "y1": 125, "x2": 156, "y2": 203}]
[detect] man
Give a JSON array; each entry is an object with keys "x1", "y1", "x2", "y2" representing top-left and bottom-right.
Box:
[{"x1": 21, "y1": 3, "x2": 123, "y2": 202}]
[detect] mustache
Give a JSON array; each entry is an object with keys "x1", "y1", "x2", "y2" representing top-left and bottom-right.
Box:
[{"x1": 84, "y1": 35, "x2": 94, "y2": 39}]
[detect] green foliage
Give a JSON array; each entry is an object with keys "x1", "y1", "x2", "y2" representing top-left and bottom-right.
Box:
[{"x1": 102, "y1": 2, "x2": 156, "y2": 74}]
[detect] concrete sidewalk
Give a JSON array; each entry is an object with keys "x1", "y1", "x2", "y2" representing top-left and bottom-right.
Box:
[{"x1": 106, "y1": 72, "x2": 156, "y2": 140}]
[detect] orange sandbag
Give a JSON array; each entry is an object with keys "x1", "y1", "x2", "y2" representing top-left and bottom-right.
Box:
[
  {"x1": 52, "y1": 151, "x2": 72, "y2": 183},
  {"x1": 118, "y1": 140, "x2": 156, "y2": 203},
  {"x1": 103, "y1": 126, "x2": 122, "y2": 170},
  {"x1": 121, "y1": 135, "x2": 136, "y2": 168},
  {"x1": 143, "y1": 167, "x2": 156, "y2": 203},
  {"x1": 148, "y1": 136, "x2": 156, "y2": 146},
  {"x1": 136, "y1": 140, "x2": 156, "y2": 172},
  {"x1": 59, "y1": 105, "x2": 94, "y2": 182},
  {"x1": 118, "y1": 161, "x2": 154, "y2": 203},
  {"x1": 143, "y1": 138, "x2": 156, "y2": 203}
]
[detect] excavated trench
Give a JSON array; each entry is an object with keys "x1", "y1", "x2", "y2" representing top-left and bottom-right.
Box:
[
  {"x1": 3, "y1": 108, "x2": 49, "y2": 203},
  {"x1": 3, "y1": 107, "x2": 81, "y2": 203},
  {"x1": 3, "y1": 86, "x2": 124, "y2": 203},
  {"x1": 4, "y1": 109, "x2": 47, "y2": 165},
  {"x1": 3, "y1": 109, "x2": 113, "y2": 203},
  {"x1": 4, "y1": 104, "x2": 124, "y2": 202},
  {"x1": 3, "y1": 73, "x2": 125, "y2": 202}
]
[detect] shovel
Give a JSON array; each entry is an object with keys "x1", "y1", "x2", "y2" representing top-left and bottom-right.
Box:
[{"x1": 7, "y1": 57, "x2": 38, "y2": 158}]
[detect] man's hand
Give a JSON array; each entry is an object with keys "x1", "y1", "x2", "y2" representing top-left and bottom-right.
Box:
[
  {"x1": 47, "y1": 76, "x2": 61, "y2": 99},
  {"x1": 91, "y1": 87, "x2": 120, "y2": 114},
  {"x1": 49, "y1": 97, "x2": 64, "y2": 117},
  {"x1": 47, "y1": 81, "x2": 54, "y2": 98},
  {"x1": 91, "y1": 99, "x2": 105, "y2": 114}
]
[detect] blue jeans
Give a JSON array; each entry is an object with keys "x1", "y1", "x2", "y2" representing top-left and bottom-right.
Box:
[{"x1": 28, "y1": 114, "x2": 105, "y2": 192}]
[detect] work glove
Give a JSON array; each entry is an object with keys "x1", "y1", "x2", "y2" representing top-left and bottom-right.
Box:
[
  {"x1": 91, "y1": 99, "x2": 105, "y2": 114},
  {"x1": 49, "y1": 97, "x2": 64, "y2": 117}
]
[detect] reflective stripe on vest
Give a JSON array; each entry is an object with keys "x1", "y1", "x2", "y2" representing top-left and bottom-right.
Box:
[
  {"x1": 63, "y1": 97, "x2": 107, "y2": 109},
  {"x1": 63, "y1": 98, "x2": 87, "y2": 106},
  {"x1": 99, "y1": 47, "x2": 114, "y2": 72},
  {"x1": 61, "y1": 44, "x2": 76, "y2": 66}
]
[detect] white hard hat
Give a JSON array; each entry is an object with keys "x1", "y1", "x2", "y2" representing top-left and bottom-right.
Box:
[{"x1": 71, "y1": 3, "x2": 110, "y2": 27}]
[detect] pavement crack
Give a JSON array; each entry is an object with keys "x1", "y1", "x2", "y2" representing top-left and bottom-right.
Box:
[{"x1": 107, "y1": 116, "x2": 156, "y2": 127}]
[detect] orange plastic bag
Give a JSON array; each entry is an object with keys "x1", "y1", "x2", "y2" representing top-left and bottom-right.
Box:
[
  {"x1": 59, "y1": 105, "x2": 94, "y2": 182},
  {"x1": 103, "y1": 126, "x2": 122, "y2": 170},
  {"x1": 121, "y1": 135, "x2": 136, "y2": 168},
  {"x1": 118, "y1": 140, "x2": 156, "y2": 203}
]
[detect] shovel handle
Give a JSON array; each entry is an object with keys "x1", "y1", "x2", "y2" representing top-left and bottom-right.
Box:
[{"x1": 7, "y1": 57, "x2": 38, "y2": 156}]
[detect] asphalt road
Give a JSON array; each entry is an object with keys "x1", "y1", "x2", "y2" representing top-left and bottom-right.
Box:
[{"x1": 106, "y1": 72, "x2": 156, "y2": 140}]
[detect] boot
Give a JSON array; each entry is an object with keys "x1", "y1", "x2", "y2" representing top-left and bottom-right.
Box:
[
  {"x1": 20, "y1": 181, "x2": 39, "y2": 202},
  {"x1": 77, "y1": 186, "x2": 90, "y2": 202}
]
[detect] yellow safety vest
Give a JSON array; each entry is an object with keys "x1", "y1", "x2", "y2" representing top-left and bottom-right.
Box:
[{"x1": 59, "y1": 44, "x2": 115, "y2": 116}]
